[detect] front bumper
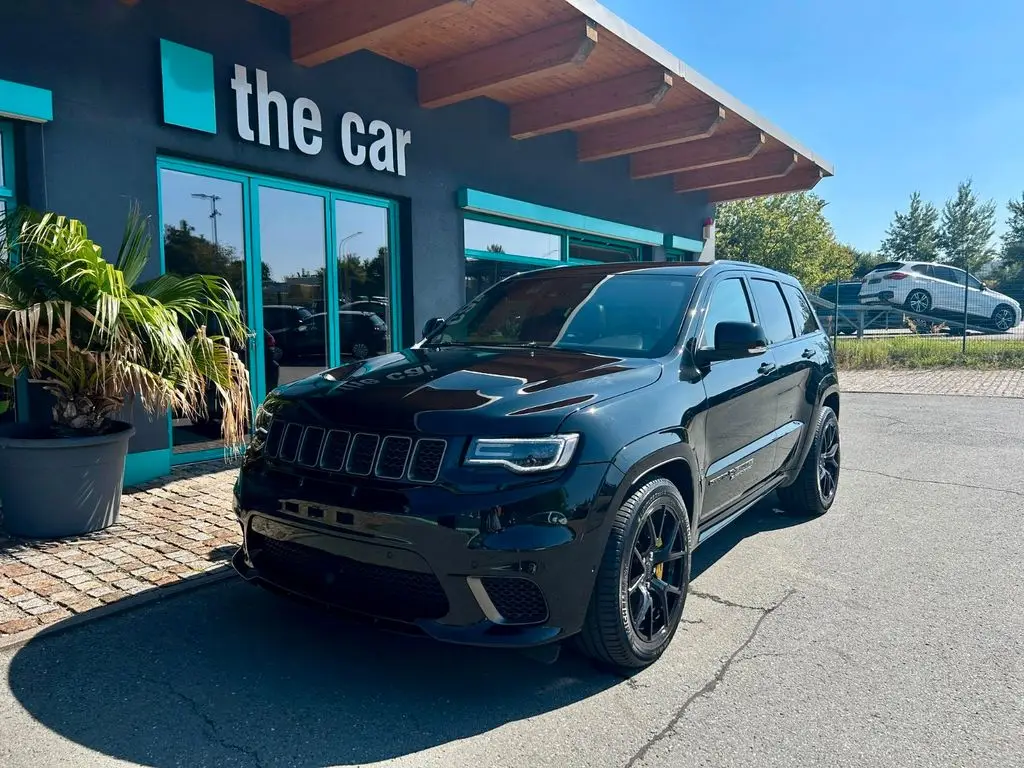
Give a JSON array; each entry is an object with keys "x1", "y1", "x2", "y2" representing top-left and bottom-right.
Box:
[{"x1": 232, "y1": 461, "x2": 614, "y2": 648}]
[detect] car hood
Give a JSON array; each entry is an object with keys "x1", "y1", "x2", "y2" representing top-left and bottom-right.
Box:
[{"x1": 268, "y1": 346, "x2": 663, "y2": 434}]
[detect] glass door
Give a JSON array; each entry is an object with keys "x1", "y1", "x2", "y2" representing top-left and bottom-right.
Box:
[
  {"x1": 254, "y1": 185, "x2": 330, "y2": 391},
  {"x1": 159, "y1": 167, "x2": 254, "y2": 457},
  {"x1": 334, "y1": 198, "x2": 397, "y2": 359}
]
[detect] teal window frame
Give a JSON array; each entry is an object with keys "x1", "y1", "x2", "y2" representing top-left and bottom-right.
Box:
[
  {"x1": 0, "y1": 121, "x2": 29, "y2": 423},
  {"x1": 156, "y1": 156, "x2": 402, "y2": 465}
]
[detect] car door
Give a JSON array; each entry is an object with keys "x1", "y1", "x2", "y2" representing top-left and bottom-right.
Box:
[
  {"x1": 928, "y1": 265, "x2": 962, "y2": 315},
  {"x1": 747, "y1": 277, "x2": 813, "y2": 474},
  {"x1": 696, "y1": 275, "x2": 784, "y2": 521}
]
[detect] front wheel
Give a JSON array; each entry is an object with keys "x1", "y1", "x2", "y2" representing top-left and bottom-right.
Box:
[
  {"x1": 576, "y1": 477, "x2": 691, "y2": 671},
  {"x1": 991, "y1": 304, "x2": 1016, "y2": 332},
  {"x1": 777, "y1": 406, "x2": 840, "y2": 517}
]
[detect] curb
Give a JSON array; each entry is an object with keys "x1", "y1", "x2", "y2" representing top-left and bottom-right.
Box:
[
  {"x1": 842, "y1": 387, "x2": 1024, "y2": 399},
  {"x1": 0, "y1": 566, "x2": 235, "y2": 653}
]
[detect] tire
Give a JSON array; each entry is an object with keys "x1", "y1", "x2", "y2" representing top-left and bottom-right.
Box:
[
  {"x1": 990, "y1": 304, "x2": 1016, "y2": 333},
  {"x1": 352, "y1": 342, "x2": 370, "y2": 360},
  {"x1": 905, "y1": 289, "x2": 932, "y2": 315},
  {"x1": 778, "y1": 406, "x2": 840, "y2": 517},
  {"x1": 576, "y1": 477, "x2": 691, "y2": 671}
]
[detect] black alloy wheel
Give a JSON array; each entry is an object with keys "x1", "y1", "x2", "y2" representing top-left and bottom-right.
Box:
[
  {"x1": 778, "y1": 406, "x2": 840, "y2": 517},
  {"x1": 577, "y1": 477, "x2": 691, "y2": 670}
]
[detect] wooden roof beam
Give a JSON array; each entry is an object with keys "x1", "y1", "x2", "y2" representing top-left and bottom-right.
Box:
[
  {"x1": 706, "y1": 167, "x2": 826, "y2": 203},
  {"x1": 630, "y1": 130, "x2": 766, "y2": 180},
  {"x1": 674, "y1": 150, "x2": 799, "y2": 193},
  {"x1": 291, "y1": 0, "x2": 476, "y2": 67},
  {"x1": 510, "y1": 68, "x2": 674, "y2": 140},
  {"x1": 577, "y1": 103, "x2": 726, "y2": 162},
  {"x1": 419, "y1": 19, "x2": 599, "y2": 109}
]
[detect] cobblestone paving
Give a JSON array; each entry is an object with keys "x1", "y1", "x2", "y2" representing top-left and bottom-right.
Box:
[
  {"x1": 0, "y1": 463, "x2": 240, "y2": 637},
  {"x1": 840, "y1": 368, "x2": 1024, "y2": 398}
]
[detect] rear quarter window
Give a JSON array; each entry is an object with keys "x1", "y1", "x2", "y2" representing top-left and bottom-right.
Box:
[{"x1": 781, "y1": 283, "x2": 821, "y2": 336}]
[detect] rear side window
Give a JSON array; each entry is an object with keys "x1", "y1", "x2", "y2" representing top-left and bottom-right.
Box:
[
  {"x1": 749, "y1": 278, "x2": 796, "y2": 344},
  {"x1": 700, "y1": 278, "x2": 753, "y2": 348},
  {"x1": 781, "y1": 283, "x2": 820, "y2": 336}
]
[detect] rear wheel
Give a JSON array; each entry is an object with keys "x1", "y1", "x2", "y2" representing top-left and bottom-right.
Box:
[
  {"x1": 905, "y1": 289, "x2": 932, "y2": 314},
  {"x1": 778, "y1": 406, "x2": 840, "y2": 517},
  {"x1": 991, "y1": 304, "x2": 1016, "y2": 332},
  {"x1": 576, "y1": 477, "x2": 691, "y2": 671}
]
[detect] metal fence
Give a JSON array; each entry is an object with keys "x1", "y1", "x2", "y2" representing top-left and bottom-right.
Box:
[{"x1": 811, "y1": 264, "x2": 1024, "y2": 367}]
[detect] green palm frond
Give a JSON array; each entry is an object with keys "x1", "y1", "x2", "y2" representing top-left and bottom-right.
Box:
[{"x1": 0, "y1": 206, "x2": 252, "y2": 445}]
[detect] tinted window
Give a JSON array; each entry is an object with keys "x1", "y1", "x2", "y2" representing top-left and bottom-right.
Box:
[
  {"x1": 700, "y1": 278, "x2": 753, "y2": 348},
  {"x1": 750, "y1": 279, "x2": 796, "y2": 344},
  {"x1": 910, "y1": 264, "x2": 932, "y2": 276},
  {"x1": 967, "y1": 274, "x2": 983, "y2": 290},
  {"x1": 873, "y1": 262, "x2": 905, "y2": 273},
  {"x1": 945, "y1": 268, "x2": 967, "y2": 286},
  {"x1": 782, "y1": 283, "x2": 820, "y2": 336},
  {"x1": 436, "y1": 271, "x2": 697, "y2": 358}
]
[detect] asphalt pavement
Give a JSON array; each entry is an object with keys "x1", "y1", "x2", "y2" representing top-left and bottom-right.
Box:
[{"x1": 2, "y1": 393, "x2": 1022, "y2": 768}]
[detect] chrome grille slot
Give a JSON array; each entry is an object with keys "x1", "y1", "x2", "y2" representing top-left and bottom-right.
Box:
[
  {"x1": 346, "y1": 433, "x2": 380, "y2": 476},
  {"x1": 265, "y1": 420, "x2": 285, "y2": 458},
  {"x1": 409, "y1": 439, "x2": 447, "y2": 483},
  {"x1": 376, "y1": 436, "x2": 412, "y2": 480},
  {"x1": 297, "y1": 427, "x2": 325, "y2": 467},
  {"x1": 319, "y1": 430, "x2": 351, "y2": 471},
  {"x1": 279, "y1": 423, "x2": 303, "y2": 463}
]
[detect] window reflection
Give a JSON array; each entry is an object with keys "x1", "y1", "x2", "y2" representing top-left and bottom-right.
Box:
[
  {"x1": 465, "y1": 219, "x2": 561, "y2": 261},
  {"x1": 160, "y1": 169, "x2": 251, "y2": 454},
  {"x1": 336, "y1": 200, "x2": 392, "y2": 359},
  {"x1": 259, "y1": 187, "x2": 327, "y2": 386}
]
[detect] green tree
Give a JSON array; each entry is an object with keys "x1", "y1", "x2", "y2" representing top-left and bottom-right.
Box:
[
  {"x1": 715, "y1": 192, "x2": 845, "y2": 288},
  {"x1": 988, "y1": 193, "x2": 1024, "y2": 304},
  {"x1": 486, "y1": 244, "x2": 505, "y2": 253},
  {"x1": 840, "y1": 244, "x2": 885, "y2": 278},
  {"x1": 936, "y1": 179, "x2": 997, "y2": 274},
  {"x1": 878, "y1": 192, "x2": 939, "y2": 264}
]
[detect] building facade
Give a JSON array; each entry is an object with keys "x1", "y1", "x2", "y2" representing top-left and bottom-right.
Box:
[{"x1": 1, "y1": 0, "x2": 831, "y2": 484}]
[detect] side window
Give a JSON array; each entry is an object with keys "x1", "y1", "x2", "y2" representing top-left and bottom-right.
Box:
[
  {"x1": 781, "y1": 283, "x2": 820, "y2": 336},
  {"x1": 749, "y1": 278, "x2": 796, "y2": 344},
  {"x1": 700, "y1": 278, "x2": 753, "y2": 348},
  {"x1": 932, "y1": 266, "x2": 958, "y2": 284},
  {"x1": 966, "y1": 274, "x2": 983, "y2": 290},
  {"x1": 910, "y1": 264, "x2": 932, "y2": 277}
]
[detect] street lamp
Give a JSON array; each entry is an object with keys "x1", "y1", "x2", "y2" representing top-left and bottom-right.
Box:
[
  {"x1": 191, "y1": 193, "x2": 222, "y2": 251},
  {"x1": 338, "y1": 231, "x2": 363, "y2": 304}
]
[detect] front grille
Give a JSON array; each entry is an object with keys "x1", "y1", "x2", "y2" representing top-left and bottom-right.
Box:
[
  {"x1": 262, "y1": 420, "x2": 446, "y2": 484},
  {"x1": 249, "y1": 532, "x2": 449, "y2": 622},
  {"x1": 481, "y1": 577, "x2": 548, "y2": 625}
]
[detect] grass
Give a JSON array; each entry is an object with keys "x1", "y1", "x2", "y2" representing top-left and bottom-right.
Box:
[{"x1": 835, "y1": 337, "x2": 1024, "y2": 370}]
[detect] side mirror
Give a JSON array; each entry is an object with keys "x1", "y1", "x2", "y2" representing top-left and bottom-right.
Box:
[
  {"x1": 421, "y1": 317, "x2": 446, "y2": 340},
  {"x1": 700, "y1": 321, "x2": 769, "y2": 363}
]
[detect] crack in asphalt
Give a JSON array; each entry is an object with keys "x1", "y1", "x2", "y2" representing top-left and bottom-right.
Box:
[
  {"x1": 143, "y1": 677, "x2": 264, "y2": 768},
  {"x1": 624, "y1": 588, "x2": 797, "y2": 768},
  {"x1": 688, "y1": 589, "x2": 771, "y2": 612},
  {"x1": 847, "y1": 467, "x2": 1024, "y2": 500}
]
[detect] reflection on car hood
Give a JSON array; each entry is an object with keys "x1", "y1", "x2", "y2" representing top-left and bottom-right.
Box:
[{"x1": 269, "y1": 346, "x2": 664, "y2": 434}]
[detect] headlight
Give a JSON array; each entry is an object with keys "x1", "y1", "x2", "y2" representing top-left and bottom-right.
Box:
[
  {"x1": 253, "y1": 403, "x2": 273, "y2": 435},
  {"x1": 464, "y1": 434, "x2": 580, "y2": 473}
]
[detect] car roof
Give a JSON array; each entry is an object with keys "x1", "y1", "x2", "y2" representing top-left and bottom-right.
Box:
[{"x1": 509, "y1": 259, "x2": 803, "y2": 286}]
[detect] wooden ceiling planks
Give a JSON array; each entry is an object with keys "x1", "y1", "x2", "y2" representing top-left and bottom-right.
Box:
[{"x1": 247, "y1": 0, "x2": 830, "y2": 199}]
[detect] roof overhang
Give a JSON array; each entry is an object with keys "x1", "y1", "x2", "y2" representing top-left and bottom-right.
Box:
[{"x1": 247, "y1": 0, "x2": 833, "y2": 201}]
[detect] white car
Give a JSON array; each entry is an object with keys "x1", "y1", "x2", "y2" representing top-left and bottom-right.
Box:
[{"x1": 858, "y1": 261, "x2": 1021, "y2": 332}]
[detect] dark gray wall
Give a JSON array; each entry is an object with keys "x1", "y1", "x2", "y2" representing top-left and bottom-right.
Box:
[{"x1": 4, "y1": 0, "x2": 712, "y2": 454}]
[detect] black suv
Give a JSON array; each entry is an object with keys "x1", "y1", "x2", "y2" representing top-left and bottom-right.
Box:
[{"x1": 232, "y1": 261, "x2": 840, "y2": 670}]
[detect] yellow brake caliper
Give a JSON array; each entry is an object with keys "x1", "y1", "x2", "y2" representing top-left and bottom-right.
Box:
[{"x1": 654, "y1": 537, "x2": 664, "y2": 580}]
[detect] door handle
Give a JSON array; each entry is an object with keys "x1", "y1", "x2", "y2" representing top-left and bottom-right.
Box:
[
  {"x1": 801, "y1": 348, "x2": 815, "y2": 359},
  {"x1": 757, "y1": 362, "x2": 777, "y2": 376}
]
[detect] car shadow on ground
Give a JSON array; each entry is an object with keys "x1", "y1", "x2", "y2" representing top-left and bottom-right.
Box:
[{"x1": 6, "y1": 496, "x2": 814, "y2": 767}]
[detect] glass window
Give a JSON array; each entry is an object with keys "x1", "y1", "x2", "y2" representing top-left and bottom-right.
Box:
[
  {"x1": 0, "y1": 122, "x2": 13, "y2": 424},
  {"x1": 465, "y1": 256, "x2": 550, "y2": 303},
  {"x1": 336, "y1": 200, "x2": 394, "y2": 360},
  {"x1": 910, "y1": 264, "x2": 932, "y2": 276},
  {"x1": 966, "y1": 274, "x2": 983, "y2": 290},
  {"x1": 465, "y1": 219, "x2": 561, "y2": 261},
  {"x1": 257, "y1": 186, "x2": 328, "y2": 385},
  {"x1": 750, "y1": 279, "x2": 796, "y2": 344},
  {"x1": 782, "y1": 283, "x2": 820, "y2": 336},
  {"x1": 160, "y1": 169, "x2": 250, "y2": 455},
  {"x1": 569, "y1": 238, "x2": 641, "y2": 264},
  {"x1": 700, "y1": 278, "x2": 753, "y2": 349},
  {"x1": 931, "y1": 266, "x2": 958, "y2": 283},
  {"x1": 437, "y1": 272, "x2": 696, "y2": 358}
]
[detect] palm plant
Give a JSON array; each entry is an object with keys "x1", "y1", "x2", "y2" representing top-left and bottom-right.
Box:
[{"x1": 0, "y1": 206, "x2": 251, "y2": 445}]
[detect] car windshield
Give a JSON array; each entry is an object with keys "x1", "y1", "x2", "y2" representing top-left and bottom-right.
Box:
[{"x1": 432, "y1": 270, "x2": 697, "y2": 358}]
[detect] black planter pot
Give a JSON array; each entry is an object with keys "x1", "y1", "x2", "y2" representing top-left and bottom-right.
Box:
[{"x1": 0, "y1": 421, "x2": 135, "y2": 539}]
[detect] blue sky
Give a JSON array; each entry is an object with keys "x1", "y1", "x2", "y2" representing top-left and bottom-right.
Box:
[{"x1": 601, "y1": 0, "x2": 1024, "y2": 252}]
